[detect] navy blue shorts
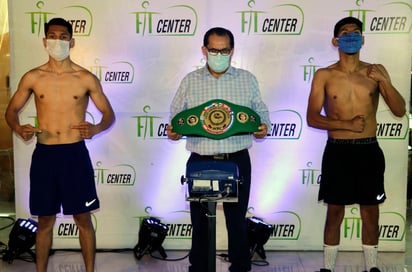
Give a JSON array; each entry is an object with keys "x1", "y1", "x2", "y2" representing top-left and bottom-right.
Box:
[
  {"x1": 29, "y1": 141, "x2": 99, "y2": 216},
  {"x1": 319, "y1": 137, "x2": 386, "y2": 205}
]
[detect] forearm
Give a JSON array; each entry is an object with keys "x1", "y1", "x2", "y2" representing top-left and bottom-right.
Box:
[
  {"x1": 5, "y1": 109, "x2": 21, "y2": 132},
  {"x1": 307, "y1": 114, "x2": 351, "y2": 132},
  {"x1": 95, "y1": 113, "x2": 115, "y2": 134},
  {"x1": 379, "y1": 80, "x2": 406, "y2": 117}
]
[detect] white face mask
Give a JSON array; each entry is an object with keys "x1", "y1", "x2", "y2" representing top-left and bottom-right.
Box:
[{"x1": 45, "y1": 39, "x2": 70, "y2": 61}]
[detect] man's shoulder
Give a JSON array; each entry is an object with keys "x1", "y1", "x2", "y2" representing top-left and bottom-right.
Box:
[
  {"x1": 27, "y1": 62, "x2": 48, "y2": 73},
  {"x1": 320, "y1": 60, "x2": 374, "y2": 74},
  {"x1": 182, "y1": 66, "x2": 207, "y2": 79},
  {"x1": 228, "y1": 66, "x2": 256, "y2": 78},
  {"x1": 314, "y1": 65, "x2": 337, "y2": 76},
  {"x1": 70, "y1": 62, "x2": 92, "y2": 74},
  {"x1": 68, "y1": 62, "x2": 100, "y2": 82},
  {"x1": 21, "y1": 64, "x2": 47, "y2": 80}
]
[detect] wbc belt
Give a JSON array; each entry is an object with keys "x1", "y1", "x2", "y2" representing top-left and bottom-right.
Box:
[{"x1": 171, "y1": 99, "x2": 261, "y2": 140}]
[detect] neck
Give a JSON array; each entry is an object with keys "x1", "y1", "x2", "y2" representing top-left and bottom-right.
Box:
[
  {"x1": 337, "y1": 53, "x2": 361, "y2": 73},
  {"x1": 47, "y1": 58, "x2": 72, "y2": 73}
]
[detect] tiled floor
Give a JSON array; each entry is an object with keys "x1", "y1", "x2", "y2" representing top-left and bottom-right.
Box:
[{"x1": 0, "y1": 201, "x2": 411, "y2": 272}]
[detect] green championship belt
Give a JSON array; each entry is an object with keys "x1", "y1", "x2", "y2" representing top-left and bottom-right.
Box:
[{"x1": 171, "y1": 99, "x2": 261, "y2": 140}]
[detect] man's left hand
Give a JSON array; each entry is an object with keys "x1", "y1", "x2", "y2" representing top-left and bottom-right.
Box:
[
  {"x1": 72, "y1": 121, "x2": 95, "y2": 139},
  {"x1": 253, "y1": 124, "x2": 268, "y2": 139}
]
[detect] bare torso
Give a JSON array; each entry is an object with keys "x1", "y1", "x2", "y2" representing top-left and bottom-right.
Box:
[
  {"x1": 31, "y1": 63, "x2": 91, "y2": 144},
  {"x1": 323, "y1": 61, "x2": 379, "y2": 139}
]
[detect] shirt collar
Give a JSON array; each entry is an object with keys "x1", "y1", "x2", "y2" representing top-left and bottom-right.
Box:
[{"x1": 202, "y1": 65, "x2": 235, "y2": 77}]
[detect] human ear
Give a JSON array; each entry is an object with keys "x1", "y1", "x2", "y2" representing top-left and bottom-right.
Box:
[
  {"x1": 332, "y1": 37, "x2": 338, "y2": 47},
  {"x1": 69, "y1": 38, "x2": 75, "y2": 48}
]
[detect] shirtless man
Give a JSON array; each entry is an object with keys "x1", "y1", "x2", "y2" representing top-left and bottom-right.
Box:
[
  {"x1": 5, "y1": 18, "x2": 115, "y2": 272},
  {"x1": 306, "y1": 17, "x2": 405, "y2": 272}
]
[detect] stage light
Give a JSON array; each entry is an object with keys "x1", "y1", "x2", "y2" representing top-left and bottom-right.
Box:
[
  {"x1": 2, "y1": 218, "x2": 38, "y2": 263},
  {"x1": 247, "y1": 216, "x2": 273, "y2": 260},
  {"x1": 133, "y1": 217, "x2": 169, "y2": 260}
]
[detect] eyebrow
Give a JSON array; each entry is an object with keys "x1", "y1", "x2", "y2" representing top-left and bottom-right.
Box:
[
  {"x1": 46, "y1": 31, "x2": 70, "y2": 36},
  {"x1": 340, "y1": 25, "x2": 361, "y2": 32}
]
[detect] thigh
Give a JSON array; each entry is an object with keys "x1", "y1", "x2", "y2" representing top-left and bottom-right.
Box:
[
  {"x1": 29, "y1": 146, "x2": 61, "y2": 216},
  {"x1": 61, "y1": 142, "x2": 99, "y2": 215},
  {"x1": 320, "y1": 143, "x2": 356, "y2": 205},
  {"x1": 356, "y1": 144, "x2": 386, "y2": 204}
]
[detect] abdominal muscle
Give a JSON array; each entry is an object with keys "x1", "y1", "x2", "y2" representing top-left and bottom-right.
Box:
[
  {"x1": 34, "y1": 100, "x2": 87, "y2": 145},
  {"x1": 326, "y1": 100, "x2": 378, "y2": 140}
]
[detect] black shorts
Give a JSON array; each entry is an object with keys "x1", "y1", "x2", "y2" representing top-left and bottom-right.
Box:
[
  {"x1": 29, "y1": 141, "x2": 99, "y2": 216},
  {"x1": 318, "y1": 137, "x2": 386, "y2": 205}
]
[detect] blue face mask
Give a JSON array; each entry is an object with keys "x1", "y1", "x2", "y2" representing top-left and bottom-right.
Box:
[
  {"x1": 337, "y1": 32, "x2": 362, "y2": 54},
  {"x1": 207, "y1": 53, "x2": 230, "y2": 73}
]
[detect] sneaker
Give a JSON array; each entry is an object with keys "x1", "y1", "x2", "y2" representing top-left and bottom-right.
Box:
[{"x1": 362, "y1": 268, "x2": 381, "y2": 272}]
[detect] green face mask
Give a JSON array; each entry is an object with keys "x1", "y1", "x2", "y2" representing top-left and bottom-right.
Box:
[{"x1": 207, "y1": 53, "x2": 230, "y2": 73}]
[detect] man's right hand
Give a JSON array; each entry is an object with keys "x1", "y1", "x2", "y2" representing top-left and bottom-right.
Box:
[
  {"x1": 17, "y1": 124, "x2": 42, "y2": 141},
  {"x1": 351, "y1": 115, "x2": 365, "y2": 132},
  {"x1": 166, "y1": 125, "x2": 182, "y2": 141}
]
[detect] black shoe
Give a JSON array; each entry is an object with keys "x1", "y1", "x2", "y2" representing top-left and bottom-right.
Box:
[
  {"x1": 362, "y1": 268, "x2": 381, "y2": 272},
  {"x1": 318, "y1": 269, "x2": 332, "y2": 272}
]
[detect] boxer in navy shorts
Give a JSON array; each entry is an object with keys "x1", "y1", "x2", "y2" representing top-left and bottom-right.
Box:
[
  {"x1": 30, "y1": 141, "x2": 99, "y2": 216},
  {"x1": 5, "y1": 18, "x2": 115, "y2": 272}
]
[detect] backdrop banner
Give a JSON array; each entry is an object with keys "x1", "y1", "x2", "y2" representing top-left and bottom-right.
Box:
[{"x1": 7, "y1": 0, "x2": 411, "y2": 251}]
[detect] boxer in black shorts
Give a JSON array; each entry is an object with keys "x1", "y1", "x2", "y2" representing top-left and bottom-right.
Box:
[
  {"x1": 306, "y1": 16, "x2": 405, "y2": 272},
  {"x1": 30, "y1": 141, "x2": 99, "y2": 216},
  {"x1": 319, "y1": 137, "x2": 386, "y2": 206}
]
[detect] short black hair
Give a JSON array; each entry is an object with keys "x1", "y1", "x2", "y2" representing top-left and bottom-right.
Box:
[
  {"x1": 333, "y1": 17, "x2": 363, "y2": 37},
  {"x1": 203, "y1": 27, "x2": 234, "y2": 49},
  {"x1": 44, "y1": 18, "x2": 73, "y2": 37}
]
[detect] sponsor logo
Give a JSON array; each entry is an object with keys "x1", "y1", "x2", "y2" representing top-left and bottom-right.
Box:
[
  {"x1": 246, "y1": 208, "x2": 302, "y2": 241},
  {"x1": 94, "y1": 161, "x2": 137, "y2": 186},
  {"x1": 85, "y1": 199, "x2": 97, "y2": 207},
  {"x1": 301, "y1": 57, "x2": 321, "y2": 83},
  {"x1": 300, "y1": 161, "x2": 321, "y2": 186},
  {"x1": 343, "y1": 1, "x2": 411, "y2": 34},
  {"x1": 343, "y1": 207, "x2": 405, "y2": 241},
  {"x1": 132, "y1": 105, "x2": 165, "y2": 139},
  {"x1": 238, "y1": 1, "x2": 304, "y2": 35},
  {"x1": 26, "y1": 1, "x2": 93, "y2": 37},
  {"x1": 131, "y1": 1, "x2": 198, "y2": 36},
  {"x1": 267, "y1": 110, "x2": 302, "y2": 139},
  {"x1": 89, "y1": 59, "x2": 135, "y2": 84},
  {"x1": 376, "y1": 110, "x2": 409, "y2": 140},
  {"x1": 136, "y1": 207, "x2": 192, "y2": 241},
  {"x1": 376, "y1": 193, "x2": 385, "y2": 201},
  {"x1": 268, "y1": 211, "x2": 302, "y2": 241},
  {"x1": 55, "y1": 214, "x2": 97, "y2": 239}
]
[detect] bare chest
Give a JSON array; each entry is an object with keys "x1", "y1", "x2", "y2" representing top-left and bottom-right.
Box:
[
  {"x1": 325, "y1": 73, "x2": 378, "y2": 104},
  {"x1": 33, "y1": 74, "x2": 89, "y2": 107}
]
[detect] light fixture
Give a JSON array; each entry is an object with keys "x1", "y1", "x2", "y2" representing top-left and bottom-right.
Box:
[
  {"x1": 133, "y1": 217, "x2": 169, "y2": 260},
  {"x1": 247, "y1": 216, "x2": 272, "y2": 260},
  {"x1": 2, "y1": 218, "x2": 38, "y2": 263}
]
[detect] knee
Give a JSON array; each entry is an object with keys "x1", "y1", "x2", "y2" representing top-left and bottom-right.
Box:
[
  {"x1": 73, "y1": 213, "x2": 93, "y2": 228},
  {"x1": 38, "y1": 216, "x2": 56, "y2": 233}
]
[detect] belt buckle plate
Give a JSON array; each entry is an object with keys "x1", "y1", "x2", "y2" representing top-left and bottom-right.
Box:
[{"x1": 212, "y1": 154, "x2": 226, "y2": 160}]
